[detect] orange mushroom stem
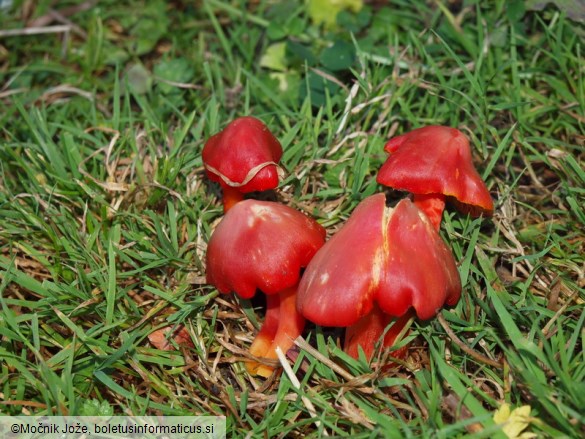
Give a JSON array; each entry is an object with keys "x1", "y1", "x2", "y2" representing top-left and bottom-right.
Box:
[
  {"x1": 345, "y1": 305, "x2": 413, "y2": 361},
  {"x1": 248, "y1": 286, "x2": 305, "y2": 377},
  {"x1": 221, "y1": 186, "x2": 245, "y2": 212},
  {"x1": 412, "y1": 193, "x2": 446, "y2": 231}
]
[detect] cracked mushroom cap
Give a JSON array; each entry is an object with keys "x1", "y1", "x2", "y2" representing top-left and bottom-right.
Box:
[
  {"x1": 297, "y1": 194, "x2": 461, "y2": 326},
  {"x1": 202, "y1": 116, "x2": 283, "y2": 193},
  {"x1": 376, "y1": 126, "x2": 494, "y2": 217},
  {"x1": 206, "y1": 199, "x2": 326, "y2": 298}
]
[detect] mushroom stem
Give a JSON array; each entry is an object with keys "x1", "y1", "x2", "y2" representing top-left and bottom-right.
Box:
[
  {"x1": 222, "y1": 186, "x2": 245, "y2": 212},
  {"x1": 413, "y1": 193, "x2": 446, "y2": 230},
  {"x1": 247, "y1": 293, "x2": 281, "y2": 371},
  {"x1": 247, "y1": 285, "x2": 306, "y2": 377},
  {"x1": 344, "y1": 304, "x2": 413, "y2": 361}
]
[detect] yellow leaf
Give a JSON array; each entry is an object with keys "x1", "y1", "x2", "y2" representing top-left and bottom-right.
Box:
[
  {"x1": 493, "y1": 403, "x2": 511, "y2": 424},
  {"x1": 269, "y1": 73, "x2": 289, "y2": 92},
  {"x1": 493, "y1": 403, "x2": 537, "y2": 439},
  {"x1": 307, "y1": 0, "x2": 363, "y2": 28},
  {"x1": 260, "y1": 43, "x2": 288, "y2": 72}
]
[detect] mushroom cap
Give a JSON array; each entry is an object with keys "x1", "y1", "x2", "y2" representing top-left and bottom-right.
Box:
[
  {"x1": 376, "y1": 126, "x2": 493, "y2": 216},
  {"x1": 202, "y1": 116, "x2": 283, "y2": 193},
  {"x1": 206, "y1": 200, "x2": 326, "y2": 298},
  {"x1": 297, "y1": 194, "x2": 461, "y2": 326}
]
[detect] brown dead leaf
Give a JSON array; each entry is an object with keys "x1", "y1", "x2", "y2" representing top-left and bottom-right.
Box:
[{"x1": 148, "y1": 325, "x2": 194, "y2": 351}]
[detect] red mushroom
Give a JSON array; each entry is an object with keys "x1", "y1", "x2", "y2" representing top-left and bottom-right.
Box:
[
  {"x1": 376, "y1": 126, "x2": 493, "y2": 230},
  {"x1": 297, "y1": 194, "x2": 461, "y2": 361},
  {"x1": 206, "y1": 199, "x2": 325, "y2": 376},
  {"x1": 202, "y1": 116, "x2": 283, "y2": 212}
]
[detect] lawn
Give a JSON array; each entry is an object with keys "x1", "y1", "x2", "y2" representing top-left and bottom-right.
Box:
[{"x1": 0, "y1": 0, "x2": 583, "y2": 437}]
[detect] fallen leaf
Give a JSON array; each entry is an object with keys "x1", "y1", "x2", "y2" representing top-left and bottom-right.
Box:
[
  {"x1": 493, "y1": 403, "x2": 537, "y2": 439},
  {"x1": 526, "y1": 0, "x2": 585, "y2": 23},
  {"x1": 125, "y1": 63, "x2": 152, "y2": 95},
  {"x1": 307, "y1": 0, "x2": 363, "y2": 28},
  {"x1": 148, "y1": 325, "x2": 194, "y2": 351},
  {"x1": 260, "y1": 43, "x2": 288, "y2": 72}
]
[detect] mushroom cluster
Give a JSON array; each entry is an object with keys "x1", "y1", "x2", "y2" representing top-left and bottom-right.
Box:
[
  {"x1": 296, "y1": 126, "x2": 494, "y2": 361},
  {"x1": 201, "y1": 118, "x2": 493, "y2": 375}
]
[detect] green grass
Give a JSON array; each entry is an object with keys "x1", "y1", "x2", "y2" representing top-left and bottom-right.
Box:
[{"x1": 1, "y1": 0, "x2": 583, "y2": 437}]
